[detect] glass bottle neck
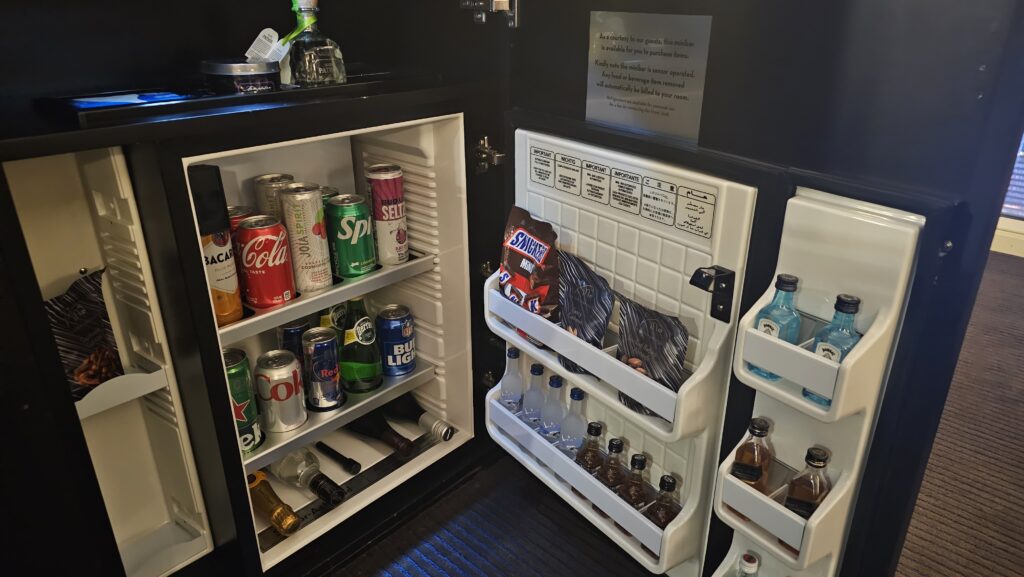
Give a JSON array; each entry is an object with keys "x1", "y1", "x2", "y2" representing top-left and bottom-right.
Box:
[
  {"x1": 297, "y1": 8, "x2": 319, "y2": 32},
  {"x1": 503, "y1": 359, "x2": 519, "y2": 377},
  {"x1": 607, "y1": 452, "x2": 622, "y2": 466},
  {"x1": 547, "y1": 387, "x2": 562, "y2": 401},
  {"x1": 830, "y1": 310, "x2": 856, "y2": 331},
  {"x1": 770, "y1": 289, "x2": 795, "y2": 309},
  {"x1": 568, "y1": 398, "x2": 583, "y2": 414},
  {"x1": 658, "y1": 489, "x2": 676, "y2": 504}
]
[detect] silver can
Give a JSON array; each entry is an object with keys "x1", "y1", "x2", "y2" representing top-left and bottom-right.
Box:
[
  {"x1": 254, "y1": 173, "x2": 294, "y2": 221},
  {"x1": 280, "y1": 182, "x2": 333, "y2": 294},
  {"x1": 302, "y1": 327, "x2": 345, "y2": 412},
  {"x1": 255, "y1": 349, "x2": 307, "y2": 433}
]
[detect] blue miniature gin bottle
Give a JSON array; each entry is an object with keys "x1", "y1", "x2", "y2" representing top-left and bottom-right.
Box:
[
  {"x1": 804, "y1": 294, "x2": 862, "y2": 407},
  {"x1": 748, "y1": 274, "x2": 802, "y2": 380}
]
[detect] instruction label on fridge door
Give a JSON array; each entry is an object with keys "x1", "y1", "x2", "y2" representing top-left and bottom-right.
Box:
[
  {"x1": 610, "y1": 168, "x2": 642, "y2": 214},
  {"x1": 530, "y1": 147, "x2": 555, "y2": 187},
  {"x1": 586, "y1": 12, "x2": 712, "y2": 143},
  {"x1": 676, "y1": 187, "x2": 716, "y2": 239},
  {"x1": 582, "y1": 161, "x2": 611, "y2": 203},
  {"x1": 555, "y1": 154, "x2": 582, "y2": 196},
  {"x1": 640, "y1": 176, "x2": 677, "y2": 225}
]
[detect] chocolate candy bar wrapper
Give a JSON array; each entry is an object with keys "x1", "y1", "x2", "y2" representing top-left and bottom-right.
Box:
[
  {"x1": 499, "y1": 206, "x2": 560, "y2": 345},
  {"x1": 557, "y1": 251, "x2": 614, "y2": 373},
  {"x1": 615, "y1": 294, "x2": 689, "y2": 417},
  {"x1": 44, "y1": 270, "x2": 124, "y2": 401}
]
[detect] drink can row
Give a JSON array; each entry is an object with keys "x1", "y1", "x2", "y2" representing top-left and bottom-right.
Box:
[
  {"x1": 377, "y1": 304, "x2": 416, "y2": 376},
  {"x1": 235, "y1": 215, "x2": 295, "y2": 308},
  {"x1": 367, "y1": 164, "x2": 409, "y2": 266},
  {"x1": 224, "y1": 348, "x2": 264, "y2": 453},
  {"x1": 254, "y1": 173, "x2": 294, "y2": 221},
  {"x1": 302, "y1": 327, "x2": 345, "y2": 411},
  {"x1": 326, "y1": 194, "x2": 377, "y2": 278},
  {"x1": 227, "y1": 205, "x2": 257, "y2": 234},
  {"x1": 280, "y1": 182, "x2": 333, "y2": 294},
  {"x1": 255, "y1": 349, "x2": 307, "y2": 432}
]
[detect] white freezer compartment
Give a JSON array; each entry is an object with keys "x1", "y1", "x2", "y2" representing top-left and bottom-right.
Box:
[
  {"x1": 713, "y1": 189, "x2": 923, "y2": 576},
  {"x1": 4, "y1": 150, "x2": 213, "y2": 576},
  {"x1": 180, "y1": 114, "x2": 474, "y2": 571}
]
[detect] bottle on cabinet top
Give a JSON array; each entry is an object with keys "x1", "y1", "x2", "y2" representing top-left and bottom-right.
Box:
[
  {"x1": 748, "y1": 274, "x2": 801, "y2": 381},
  {"x1": 499, "y1": 347, "x2": 523, "y2": 412},
  {"x1": 644, "y1": 475, "x2": 682, "y2": 529},
  {"x1": 521, "y1": 363, "x2": 546, "y2": 427},
  {"x1": 287, "y1": 0, "x2": 347, "y2": 87},
  {"x1": 559, "y1": 387, "x2": 587, "y2": 451},
  {"x1": 783, "y1": 447, "x2": 833, "y2": 519},
  {"x1": 730, "y1": 417, "x2": 774, "y2": 493},
  {"x1": 805, "y1": 294, "x2": 862, "y2": 407},
  {"x1": 268, "y1": 447, "x2": 345, "y2": 505},
  {"x1": 540, "y1": 375, "x2": 566, "y2": 438},
  {"x1": 575, "y1": 421, "x2": 606, "y2": 474}
]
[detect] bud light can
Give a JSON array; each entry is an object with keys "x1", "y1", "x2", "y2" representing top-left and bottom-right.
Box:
[
  {"x1": 223, "y1": 348, "x2": 263, "y2": 453},
  {"x1": 277, "y1": 319, "x2": 310, "y2": 365},
  {"x1": 235, "y1": 216, "x2": 295, "y2": 309},
  {"x1": 326, "y1": 194, "x2": 377, "y2": 278},
  {"x1": 255, "y1": 350, "x2": 307, "y2": 432},
  {"x1": 302, "y1": 327, "x2": 345, "y2": 411},
  {"x1": 377, "y1": 304, "x2": 416, "y2": 376},
  {"x1": 253, "y1": 173, "x2": 294, "y2": 222},
  {"x1": 367, "y1": 164, "x2": 409, "y2": 266}
]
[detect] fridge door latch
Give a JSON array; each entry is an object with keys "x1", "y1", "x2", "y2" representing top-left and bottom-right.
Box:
[
  {"x1": 689, "y1": 265, "x2": 735, "y2": 323},
  {"x1": 474, "y1": 136, "x2": 506, "y2": 174},
  {"x1": 460, "y1": 0, "x2": 518, "y2": 28}
]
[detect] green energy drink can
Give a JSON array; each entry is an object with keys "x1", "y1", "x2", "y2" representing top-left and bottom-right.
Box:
[
  {"x1": 223, "y1": 348, "x2": 264, "y2": 453},
  {"x1": 326, "y1": 194, "x2": 377, "y2": 278}
]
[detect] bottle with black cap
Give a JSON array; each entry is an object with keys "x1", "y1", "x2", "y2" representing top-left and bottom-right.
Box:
[
  {"x1": 782, "y1": 447, "x2": 832, "y2": 519},
  {"x1": 805, "y1": 294, "x2": 862, "y2": 407},
  {"x1": 617, "y1": 453, "x2": 654, "y2": 510},
  {"x1": 748, "y1": 273, "x2": 801, "y2": 381},
  {"x1": 188, "y1": 164, "x2": 243, "y2": 326},
  {"x1": 644, "y1": 474, "x2": 683, "y2": 529},
  {"x1": 592, "y1": 438, "x2": 628, "y2": 518},
  {"x1": 268, "y1": 447, "x2": 345, "y2": 506},
  {"x1": 730, "y1": 417, "x2": 775, "y2": 493}
]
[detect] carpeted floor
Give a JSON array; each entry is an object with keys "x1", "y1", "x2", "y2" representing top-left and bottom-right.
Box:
[
  {"x1": 336, "y1": 456, "x2": 653, "y2": 577},
  {"x1": 895, "y1": 252, "x2": 1024, "y2": 576}
]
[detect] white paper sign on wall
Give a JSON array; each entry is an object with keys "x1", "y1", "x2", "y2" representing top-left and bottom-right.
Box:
[{"x1": 586, "y1": 12, "x2": 712, "y2": 144}]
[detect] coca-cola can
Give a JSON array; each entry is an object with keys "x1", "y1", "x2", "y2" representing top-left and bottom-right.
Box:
[
  {"x1": 253, "y1": 173, "x2": 294, "y2": 221},
  {"x1": 235, "y1": 216, "x2": 295, "y2": 309},
  {"x1": 366, "y1": 164, "x2": 408, "y2": 265},
  {"x1": 227, "y1": 205, "x2": 257, "y2": 234},
  {"x1": 255, "y1": 350, "x2": 307, "y2": 433},
  {"x1": 280, "y1": 183, "x2": 333, "y2": 294}
]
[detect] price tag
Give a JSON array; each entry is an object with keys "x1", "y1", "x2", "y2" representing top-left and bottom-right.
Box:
[{"x1": 246, "y1": 28, "x2": 290, "y2": 63}]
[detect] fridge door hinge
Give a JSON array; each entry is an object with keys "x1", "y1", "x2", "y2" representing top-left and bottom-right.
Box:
[
  {"x1": 460, "y1": 0, "x2": 518, "y2": 28},
  {"x1": 688, "y1": 265, "x2": 736, "y2": 323},
  {"x1": 474, "y1": 136, "x2": 506, "y2": 174}
]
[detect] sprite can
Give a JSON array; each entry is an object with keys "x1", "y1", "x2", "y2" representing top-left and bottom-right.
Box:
[
  {"x1": 326, "y1": 194, "x2": 377, "y2": 278},
  {"x1": 223, "y1": 348, "x2": 264, "y2": 454}
]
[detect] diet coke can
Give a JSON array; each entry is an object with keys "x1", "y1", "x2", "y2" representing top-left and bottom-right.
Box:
[
  {"x1": 227, "y1": 205, "x2": 257, "y2": 234},
  {"x1": 280, "y1": 183, "x2": 333, "y2": 294},
  {"x1": 255, "y1": 350, "x2": 307, "y2": 432},
  {"x1": 254, "y1": 173, "x2": 294, "y2": 221},
  {"x1": 366, "y1": 164, "x2": 408, "y2": 265},
  {"x1": 235, "y1": 216, "x2": 295, "y2": 309}
]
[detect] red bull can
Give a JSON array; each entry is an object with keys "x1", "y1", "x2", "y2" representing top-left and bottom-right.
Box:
[
  {"x1": 302, "y1": 327, "x2": 345, "y2": 411},
  {"x1": 255, "y1": 350, "x2": 307, "y2": 432},
  {"x1": 376, "y1": 304, "x2": 416, "y2": 376},
  {"x1": 366, "y1": 164, "x2": 409, "y2": 265}
]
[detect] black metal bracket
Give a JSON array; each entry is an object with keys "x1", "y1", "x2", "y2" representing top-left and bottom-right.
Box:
[{"x1": 688, "y1": 265, "x2": 736, "y2": 323}]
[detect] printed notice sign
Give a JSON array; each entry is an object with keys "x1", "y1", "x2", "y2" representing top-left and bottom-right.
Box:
[{"x1": 586, "y1": 12, "x2": 711, "y2": 143}]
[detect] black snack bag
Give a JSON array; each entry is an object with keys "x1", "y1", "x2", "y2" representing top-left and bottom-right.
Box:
[
  {"x1": 44, "y1": 270, "x2": 124, "y2": 401},
  {"x1": 558, "y1": 251, "x2": 614, "y2": 373},
  {"x1": 615, "y1": 295, "x2": 689, "y2": 417},
  {"x1": 499, "y1": 206, "x2": 559, "y2": 340}
]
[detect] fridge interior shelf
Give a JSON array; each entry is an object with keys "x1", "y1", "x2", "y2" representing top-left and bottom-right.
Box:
[
  {"x1": 119, "y1": 520, "x2": 208, "y2": 577},
  {"x1": 218, "y1": 256, "x2": 436, "y2": 345},
  {"x1": 76, "y1": 368, "x2": 170, "y2": 420},
  {"x1": 715, "y1": 449, "x2": 850, "y2": 570},
  {"x1": 242, "y1": 360, "x2": 437, "y2": 472},
  {"x1": 485, "y1": 272, "x2": 728, "y2": 441}
]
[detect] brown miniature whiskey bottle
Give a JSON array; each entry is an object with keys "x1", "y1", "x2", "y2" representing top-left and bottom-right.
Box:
[
  {"x1": 644, "y1": 474, "x2": 682, "y2": 529},
  {"x1": 730, "y1": 417, "x2": 774, "y2": 493},
  {"x1": 572, "y1": 422, "x2": 606, "y2": 500},
  {"x1": 615, "y1": 453, "x2": 655, "y2": 533},
  {"x1": 779, "y1": 447, "x2": 832, "y2": 554},
  {"x1": 592, "y1": 438, "x2": 627, "y2": 518}
]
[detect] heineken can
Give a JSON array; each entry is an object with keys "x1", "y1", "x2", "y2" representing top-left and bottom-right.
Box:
[
  {"x1": 280, "y1": 182, "x2": 333, "y2": 294},
  {"x1": 302, "y1": 327, "x2": 345, "y2": 412},
  {"x1": 326, "y1": 194, "x2": 377, "y2": 278},
  {"x1": 223, "y1": 348, "x2": 264, "y2": 453},
  {"x1": 254, "y1": 173, "x2": 294, "y2": 221}
]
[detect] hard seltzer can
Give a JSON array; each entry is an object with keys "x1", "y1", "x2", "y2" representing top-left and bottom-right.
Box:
[
  {"x1": 377, "y1": 304, "x2": 416, "y2": 376},
  {"x1": 255, "y1": 350, "x2": 307, "y2": 432},
  {"x1": 254, "y1": 173, "x2": 294, "y2": 221},
  {"x1": 280, "y1": 182, "x2": 333, "y2": 294},
  {"x1": 366, "y1": 164, "x2": 409, "y2": 265},
  {"x1": 326, "y1": 194, "x2": 377, "y2": 278},
  {"x1": 302, "y1": 327, "x2": 345, "y2": 411},
  {"x1": 224, "y1": 348, "x2": 264, "y2": 453}
]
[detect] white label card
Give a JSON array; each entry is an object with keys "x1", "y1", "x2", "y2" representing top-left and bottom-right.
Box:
[
  {"x1": 586, "y1": 12, "x2": 712, "y2": 143},
  {"x1": 246, "y1": 28, "x2": 290, "y2": 63}
]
